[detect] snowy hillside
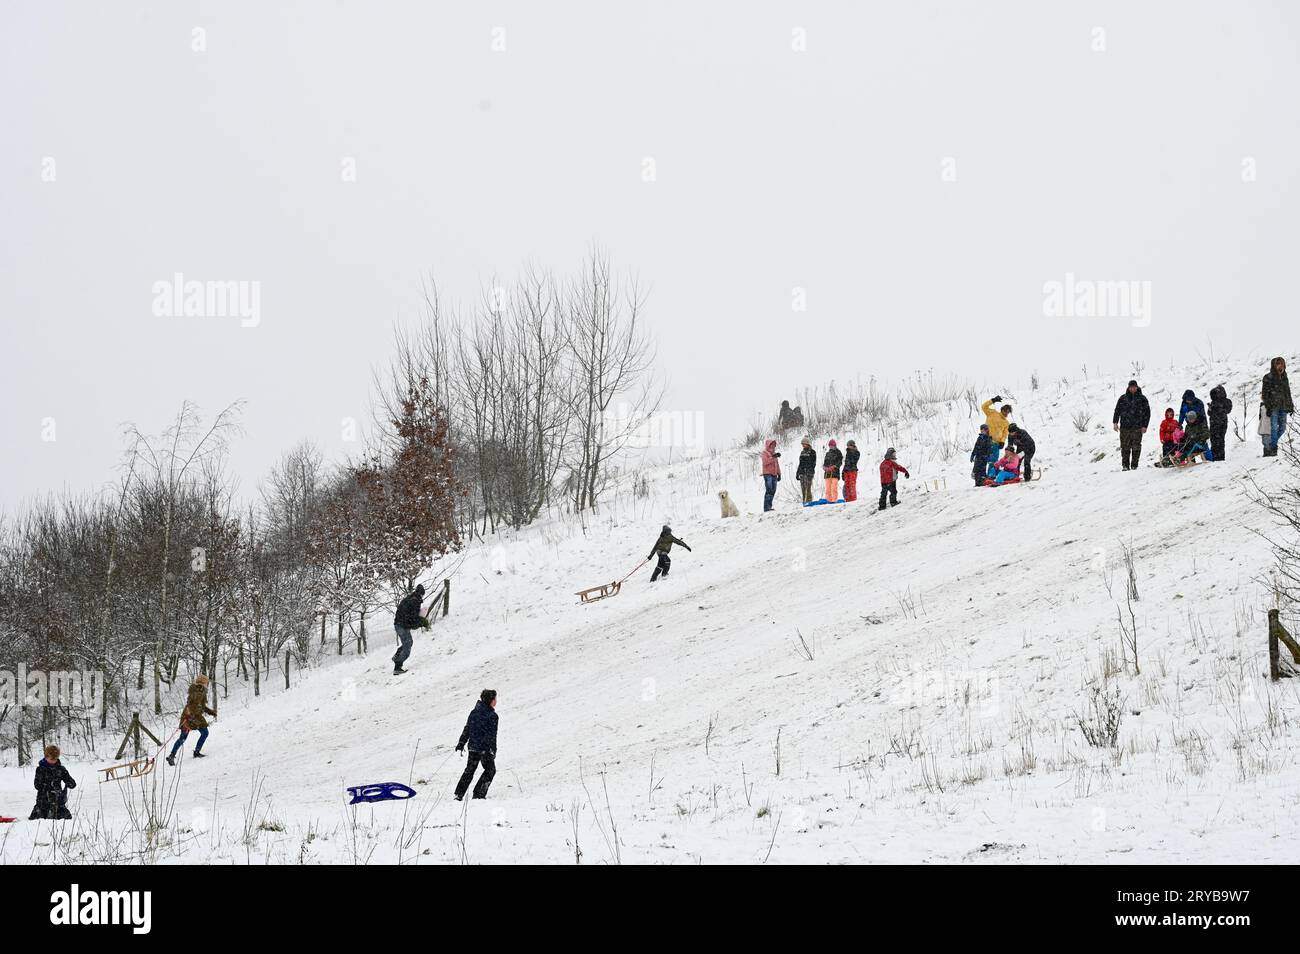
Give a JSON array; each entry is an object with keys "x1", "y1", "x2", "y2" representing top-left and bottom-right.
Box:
[{"x1": 5, "y1": 357, "x2": 1299, "y2": 864}]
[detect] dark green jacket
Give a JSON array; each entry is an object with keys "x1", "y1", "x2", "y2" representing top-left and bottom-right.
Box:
[
  {"x1": 1263, "y1": 371, "x2": 1295, "y2": 414},
  {"x1": 649, "y1": 530, "x2": 689, "y2": 558}
]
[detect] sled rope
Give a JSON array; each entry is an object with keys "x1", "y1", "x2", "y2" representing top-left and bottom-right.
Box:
[{"x1": 616, "y1": 559, "x2": 650, "y2": 586}]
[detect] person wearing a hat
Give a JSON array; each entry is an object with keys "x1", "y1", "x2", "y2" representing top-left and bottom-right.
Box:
[
  {"x1": 1172, "y1": 409, "x2": 1210, "y2": 463},
  {"x1": 648, "y1": 524, "x2": 691, "y2": 581},
  {"x1": 969, "y1": 424, "x2": 992, "y2": 487},
  {"x1": 822, "y1": 440, "x2": 844, "y2": 502},
  {"x1": 842, "y1": 440, "x2": 860, "y2": 502},
  {"x1": 1112, "y1": 380, "x2": 1151, "y2": 471},
  {"x1": 1007, "y1": 423, "x2": 1036, "y2": 482},
  {"x1": 981, "y1": 395, "x2": 1012, "y2": 477},
  {"x1": 392, "y1": 583, "x2": 429, "y2": 675},
  {"x1": 795, "y1": 437, "x2": 817, "y2": 504},
  {"x1": 878, "y1": 447, "x2": 910, "y2": 509},
  {"x1": 29, "y1": 745, "x2": 76, "y2": 820}
]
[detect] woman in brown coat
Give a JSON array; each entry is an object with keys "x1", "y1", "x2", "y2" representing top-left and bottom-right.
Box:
[{"x1": 166, "y1": 674, "x2": 216, "y2": 765}]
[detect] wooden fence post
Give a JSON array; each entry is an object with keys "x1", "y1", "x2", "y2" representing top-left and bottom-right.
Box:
[
  {"x1": 285, "y1": 650, "x2": 291, "y2": 690},
  {"x1": 442, "y1": 578, "x2": 450, "y2": 617},
  {"x1": 1268, "y1": 609, "x2": 1300, "y2": 681}
]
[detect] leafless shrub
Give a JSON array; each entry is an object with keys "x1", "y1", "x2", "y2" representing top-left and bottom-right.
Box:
[
  {"x1": 1072, "y1": 409, "x2": 1093, "y2": 433},
  {"x1": 1075, "y1": 685, "x2": 1124, "y2": 748}
]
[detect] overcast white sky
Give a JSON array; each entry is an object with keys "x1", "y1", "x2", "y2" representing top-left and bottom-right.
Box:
[{"x1": 2, "y1": 1, "x2": 1297, "y2": 509}]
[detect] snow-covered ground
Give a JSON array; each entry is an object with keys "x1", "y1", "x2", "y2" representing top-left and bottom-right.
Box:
[{"x1": 4, "y1": 357, "x2": 1299, "y2": 864}]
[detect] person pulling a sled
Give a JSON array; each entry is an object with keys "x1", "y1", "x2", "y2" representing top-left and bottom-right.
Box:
[
  {"x1": 392, "y1": 583, "x2": 429, "y2": 675},
  {"x1": 1007, "y1": 423, "x2": 1036, "y2": 482},
  {"x1": 879, "y1": 447, "x2": 910, "y2": 509},
  {"x1": 167, "y1": 674, "x2": 215, "y2": 765},
  {"x1": 648, "y1": 525, "x2": 691, "y2": 581},
  {"x1": 969, "y1": 424, "x2": 992, "y2": 487},
  {"x1": 28, "y1": 745, "x2": 76, "y2": 820},
  {"x1": 981, "y1": 396, "x2": 1012, "y2": 477},
  {"x1": 796, "y1": 437, "x2": 817, "y2": 504},
  {"x1": 454, "y1": 689, "x2": 499, "y2": 801}
]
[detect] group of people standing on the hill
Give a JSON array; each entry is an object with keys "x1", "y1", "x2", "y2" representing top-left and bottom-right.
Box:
[
  {"x1": 762, "y1": 434, "x2": 910, "y2": 510},
  {"x1": 1113, "y1": 357, "x2": 1294, "y2": 468}
]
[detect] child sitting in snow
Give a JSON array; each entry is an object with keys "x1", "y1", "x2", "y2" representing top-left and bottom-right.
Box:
[{"x1": 991, "y1": 449, "x2": 1022, "y2": 485}]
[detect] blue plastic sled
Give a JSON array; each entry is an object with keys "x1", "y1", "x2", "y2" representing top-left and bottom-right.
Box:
[
  {"x1": 347, "y1": 782, "x2": 417, "y2": 804},
  {"x1": 803, "y1": 498, "x2": 847, "y2": 507}
]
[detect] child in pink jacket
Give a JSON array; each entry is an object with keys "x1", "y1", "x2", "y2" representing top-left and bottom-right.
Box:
[{"x1": 992, "y1": 449, "x2": 1022, "y2": 485}]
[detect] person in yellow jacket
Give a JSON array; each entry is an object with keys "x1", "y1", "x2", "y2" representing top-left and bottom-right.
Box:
[{"x1": 980, "y1": 396, "x2": 1013, "y2": 478}]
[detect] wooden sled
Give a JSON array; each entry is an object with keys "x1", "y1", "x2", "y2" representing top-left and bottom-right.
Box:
[
  {"x1": 1155, "y1": 451, "x2": 1205, "y2": 468},
  {"x1": 99, "y1": 756, "x2": 155, "y2": 783},
  {"x1": 576, "y1": 581, "x2": 622, "y2": 604}
]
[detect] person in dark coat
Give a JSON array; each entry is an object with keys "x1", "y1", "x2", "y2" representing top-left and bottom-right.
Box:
[
  {"x1": 1007, "y1": 424, "x2": 1036, "y2": 482},
  {"x1": 1172, "y1": 410, "x2": 1210, "y2": 462},
  {"x1": 29, "y1": 745, "x2": 76, "y2": 820},
  {"x1": 392, "y1": 584, "x2": 428, "y2": 675},
  {"x1": 1178, "y1": 389, "x2": 1207, "y2": 428},
  {"x1": 1207, "y1": 385, "x2": 1233, "y2": 462},
  {"x1": 454, "y1": 690, "x2": 499, "y2": 800},
  {"x1": 842, "y1": 440, "x2": 861, "y2": 502},
  {"x1": 969, "y1": 425, "x2": 992, "y2": 487},
  {"x1": 1112, "y1": 380, "x2": 1151, "y2": 471},
  {"x1": 795, "y1": 437, "x2": 817, "y2": 504},
  {"x1": 648, "y1": 525, "x2": 691, "y2": 582},
  {"x1": 167, "y1": 674, "x2": 216, "y2": 764},
  {"x1": 1261, "y1": 357, "x2": 1295, "y2": 457}
]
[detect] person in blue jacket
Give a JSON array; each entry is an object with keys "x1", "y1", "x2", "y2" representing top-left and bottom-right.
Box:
[
  {"x1": 1179, "y1": 390, "x2": 1207, "y2": 428},
  {"x1": 454, "y1": 689, "x2": 499, "y2": 800}
]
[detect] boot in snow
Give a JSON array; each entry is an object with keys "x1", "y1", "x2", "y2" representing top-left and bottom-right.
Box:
[
  {"x1": 166, "y1": 754, "x2": 176, "y2": 767},
  {"x1": 192, "y1": 751, "x2": 206, "y2": 759}
]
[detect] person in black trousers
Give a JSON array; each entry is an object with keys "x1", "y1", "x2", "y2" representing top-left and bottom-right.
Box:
[
  {"x1": 454, "y1": 689, "x2": 499, "y2": 800},
  {"x1": 1207, "y1": 385, "x2": 1233, "y2": 462},
  {"x1": 1007, "y1": 424, "x2": 1036, "y2": 482}
]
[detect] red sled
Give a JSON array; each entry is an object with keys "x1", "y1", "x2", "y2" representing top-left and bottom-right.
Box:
[{"x1": 0, "y1": 816, "x2": 16, "y2": 824}]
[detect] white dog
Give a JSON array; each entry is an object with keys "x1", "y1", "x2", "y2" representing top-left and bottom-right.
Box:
[{"x1": 718, "y1": 489, "x2": 740, "y2": 518}]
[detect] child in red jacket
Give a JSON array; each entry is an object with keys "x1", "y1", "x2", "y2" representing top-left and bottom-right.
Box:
[
  {"x1": 878, "y1": 447, "x2": 910, "y2": 510},
  {"x1": 1158, "y1": 408, "x2": 1179, "y2": 461}
]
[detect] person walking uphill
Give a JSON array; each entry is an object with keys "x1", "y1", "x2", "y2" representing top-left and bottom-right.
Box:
[
  {"x1": 879, "y1": 448, "x2": 910, "y2": 510},
  {"x1": 981, "y1": 396, "x2": 1012, "y2": 477},
  {"x1": 823, "y1": 440, "x2": 844, "y2": 502},
  {"x1": 648, "y1": 525, "x2": 691, "y2": 581},
  {"x1": 392, "y1": 584, "x2": 429, "y2": 675},
  {"x1": 454, "y1": 690, "x2": 499, "y2": 801},
  {"x1": 761, "y1": 439, "x2": 782, "y2": 512},
  {"x1": 1207, "y1": 385, "x2": 1233, "y2": 462},
  {"x1": 796, "y1": 437, "x2": 817, "y2": 504},
  {"x1": 842, "y1": 440, "x2": 861, "y2": 502},
  {"x1": 1262, "y1": 357, "x2": 1295, "y2": 457},
  {"x1": 166, "y1": 674, "x2": 215, "y2": 765},
  {"x1": 1112, "y1": 380, "x2": 1151, "y2": 471},
  {"x1": 29, "y1": 745, "x2": 76, "y2": 820}
]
